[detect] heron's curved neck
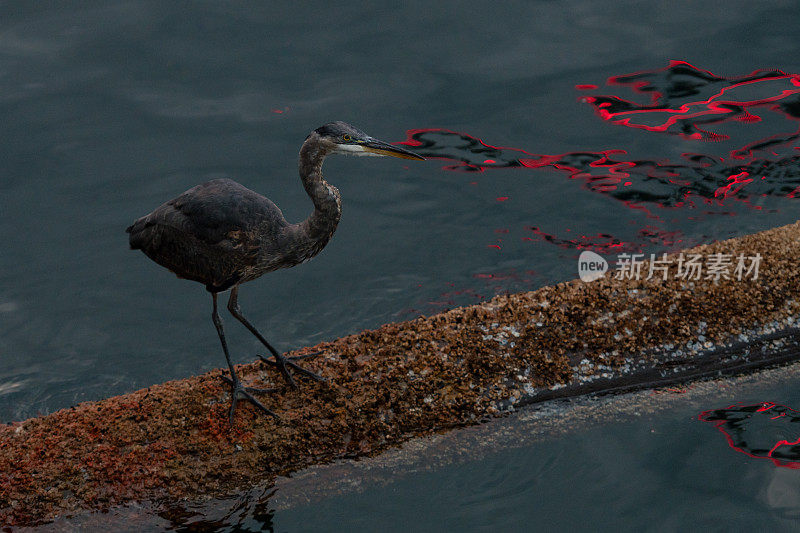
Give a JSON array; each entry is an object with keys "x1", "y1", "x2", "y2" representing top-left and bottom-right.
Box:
[{"x1": 296, "y1": 136, "x2": 342, "y2": 252}]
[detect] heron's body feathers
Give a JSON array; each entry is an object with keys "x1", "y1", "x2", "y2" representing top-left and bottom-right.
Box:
[{"x1": 127, "y1": 178, "x2": 294, "y2": 292}]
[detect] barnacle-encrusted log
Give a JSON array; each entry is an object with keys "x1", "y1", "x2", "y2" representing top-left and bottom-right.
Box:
[{"x1": 4, "y1": 221, "x2": 800, "y2": 526}]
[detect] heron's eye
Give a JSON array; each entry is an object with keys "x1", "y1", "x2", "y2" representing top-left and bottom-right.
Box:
[{"x1": 342, "y1": 134, "x2": 352, "y2": 142}]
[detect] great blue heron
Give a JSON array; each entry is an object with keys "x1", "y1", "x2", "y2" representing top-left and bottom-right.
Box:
[{"x1": 127, "y1": 122, "x2": 425, "y2": 422}]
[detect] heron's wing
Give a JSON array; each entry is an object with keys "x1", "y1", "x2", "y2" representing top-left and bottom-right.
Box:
[
  {"x1": 127, "y1": 179, "x2": 289, "y2": 289},
  {"x1": 167, "y1": 178, "x2": 288, "y2": 247},
  {"x1": 129, "y1": 178, "x2": 287, "y2": 250}
]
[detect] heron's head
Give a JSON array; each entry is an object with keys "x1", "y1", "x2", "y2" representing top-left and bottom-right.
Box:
[{"x1": 312, "y1": 121, "x2": 425, "y2": 161}]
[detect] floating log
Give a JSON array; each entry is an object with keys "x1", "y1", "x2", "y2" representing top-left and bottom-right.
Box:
[{"x1": 3, "y1": 221, "x2": 800, "y2": 526}]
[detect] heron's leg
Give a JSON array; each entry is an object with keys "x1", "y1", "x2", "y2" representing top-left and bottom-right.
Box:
[
  {"x1": 226, "y1": 286, "x2": 325, "y2": 388},
  {"x1": 211, "y1": 292, "x2": 279, "y2": 423}
]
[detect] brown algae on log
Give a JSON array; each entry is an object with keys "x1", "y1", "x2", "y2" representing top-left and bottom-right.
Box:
[{"x1": 4, "y1": 221, "x2": 800, "y2": 526}]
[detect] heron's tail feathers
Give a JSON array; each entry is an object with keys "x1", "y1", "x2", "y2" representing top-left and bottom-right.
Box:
[{"x1": 126, "y1": 217, "x2": 150, "y2": 250}]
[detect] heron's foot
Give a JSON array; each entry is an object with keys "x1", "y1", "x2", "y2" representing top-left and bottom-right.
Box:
[
  {"x1": 220, "y1": 374, "x2": 280, "y2": 423},
  {"x1": 258, "y1": 352, "x2": 326, "y2": 388}
]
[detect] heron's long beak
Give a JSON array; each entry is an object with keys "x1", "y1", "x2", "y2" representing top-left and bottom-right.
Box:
[{"x1": 362, "y1": 138, "x2": 425, "y2": 160}]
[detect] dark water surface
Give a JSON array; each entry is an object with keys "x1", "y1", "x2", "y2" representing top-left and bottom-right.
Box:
[
  {"x1": 2, "y1": 0, "x2": 800, "y2": 530},
  {"x1": 275, "y1": 376, "x2": 800, "y2": 533}
]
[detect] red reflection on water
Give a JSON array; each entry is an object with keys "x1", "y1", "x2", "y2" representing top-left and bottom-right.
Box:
[
  {"x1": 398, "y1": 62, "x2": 800, "y2": 254},
  {"x1": 526, "y1": 226, "x2": 633, "y2": 253},
  {"x1": 714, "y1": 171, "x2": 753, "y2": 199},
  {"x1": 580, "y1": 60, "x2": 800, "y2": 142},
  {"x1": 700, "y1": 402, "x2": 800, "y2": 469},
  {"x1": 399, "y1": 269, "x2": 539, "y2": 317},
  {"x1": 525, "y1": 225, "x2": 690, "y2": 254}
]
